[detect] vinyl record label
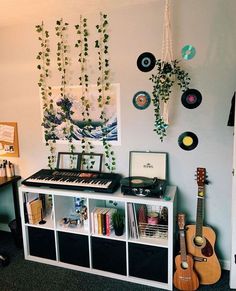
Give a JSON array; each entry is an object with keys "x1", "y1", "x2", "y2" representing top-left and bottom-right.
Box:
[
  {"x1": 133, "y1": 91, "x2": 151, "y2": 110},
  {"x1": 178, "y1": 131, "x2": 198, "y2": 151},
  {"x1": 181, "y1": 45, "x2": 196, "y2": 60},
  {"x1": 137, "y1": 52, "x2": 156, "y2": 72},
  {"x1": 120, "y1": 176, "x2": 154, "y2": 187},
  {"x1": 181, "y1": 89, "x2": 202, "y2": 109}
]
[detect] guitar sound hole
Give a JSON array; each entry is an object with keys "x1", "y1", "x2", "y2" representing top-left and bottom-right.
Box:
[
  {"x1": 181, "y1": 261, "x2": 189, "y2": 269},
  {"x1": 194, "y1": 236, "x2": 204, "y2": 247}
]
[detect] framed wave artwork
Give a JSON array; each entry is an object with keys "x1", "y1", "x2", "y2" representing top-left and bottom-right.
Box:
[{"x1": 41, "y1": 83, "x2": 121, "y2": 145}]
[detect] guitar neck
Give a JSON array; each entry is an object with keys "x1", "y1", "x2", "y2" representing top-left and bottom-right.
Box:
[
  {"x1": 179, "y1": 229, "x2": 187, "y2": 262},
  {"x1": 196, "y1": 185, "x2": 204, "y2": 237}
]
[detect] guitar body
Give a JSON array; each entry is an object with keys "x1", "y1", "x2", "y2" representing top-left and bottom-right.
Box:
[
  {"x1": 186, "y1": 224, "x2": 221, "y2": 284},
  {"x1": 174, "y1": 254, "x2": 199, "y2": 290}
]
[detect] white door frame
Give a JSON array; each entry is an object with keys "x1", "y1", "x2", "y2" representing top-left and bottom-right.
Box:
[{"x1": 230, "y1": 97, "x2": 236, "y2": 288}]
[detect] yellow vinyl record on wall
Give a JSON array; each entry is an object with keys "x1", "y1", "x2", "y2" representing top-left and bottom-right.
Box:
[{"x1": 178, "y1": 131, "x2": 198, "y2": 151}]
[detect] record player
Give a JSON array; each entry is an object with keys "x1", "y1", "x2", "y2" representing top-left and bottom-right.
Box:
[{"x1": 121, "y1": 151, "x2": 167, "y2": 198}]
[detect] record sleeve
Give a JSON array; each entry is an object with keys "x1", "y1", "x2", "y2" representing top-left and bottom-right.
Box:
[{"x1": 129, "y1": 151, "x2": 167, "y2": 180}]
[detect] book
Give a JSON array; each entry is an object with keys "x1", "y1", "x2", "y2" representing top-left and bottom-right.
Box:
[
  {"x1": 27, "y1": 198, "x2": 42, "y2": 224},
  {"x1": 128, "y1": 203, "x2": 138, "y2": 239},
  {"x1": 106, "y1": 208, "x2": 117, "y2": 236},
  {"x1": 94, "y1": 208, "x2": 103, "y2": 234},
  {"x1": 101, "y1": 208, "x2": 109, "y2": 235},
  {"x1": 133, "y1": 203, "x2": 139, "y2": 239}
]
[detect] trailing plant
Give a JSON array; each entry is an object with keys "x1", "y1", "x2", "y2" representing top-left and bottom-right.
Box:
[
  {"x1": 36, "y1": 22, "x2": 57, "y2": 169},
  {"x1": 75, "y1": 16, "x2": 95, "y2": 170},
  {"x1": 56, "y1": 18, "x2": 75, "y2": 163},
  {"x1": 95, "y1": 12, "x2": 116, "y2": 172},
  {"x1": 149, "y1": 0, "x2": 191, "y2": 142},
  {"x1": 150, "y1": 59, "x2": 191, "y2": 141}
]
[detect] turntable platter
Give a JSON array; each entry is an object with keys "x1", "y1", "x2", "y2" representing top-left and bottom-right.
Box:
[{"x1": 120, "y1": 176, "x2": 154, "y2": 188}]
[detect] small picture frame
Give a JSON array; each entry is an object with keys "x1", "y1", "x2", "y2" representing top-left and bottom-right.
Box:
[
  {"x1": 80, "y1": 153, "x2": 103, "y2": 172},
  {"x1": 57, "y1": 152, "x2": 81, "y2": 170}
]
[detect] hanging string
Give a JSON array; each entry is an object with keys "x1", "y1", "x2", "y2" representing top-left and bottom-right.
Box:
[
  {"x1": 160, "y1": 0, "x2": 174, "y2": 125},
  {"x1": 161, "y1": 0, "x2": 174, "y2": 64}
]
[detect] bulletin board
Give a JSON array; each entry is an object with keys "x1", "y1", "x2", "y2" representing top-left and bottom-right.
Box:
[{"x1": 0, "y1": 122, "x2": 19, "y2": 157}]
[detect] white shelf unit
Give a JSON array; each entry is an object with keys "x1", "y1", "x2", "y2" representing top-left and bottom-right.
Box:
[{"x1": 19, "y1": 185, "x2": 177, "y2": 290}]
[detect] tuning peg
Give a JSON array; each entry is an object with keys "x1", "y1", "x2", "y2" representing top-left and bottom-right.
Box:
[{"x1": 204, "y1": 179, "x2": 210, "y2": 185}]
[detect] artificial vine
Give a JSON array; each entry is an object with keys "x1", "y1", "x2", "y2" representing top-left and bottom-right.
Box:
[
  {"x1": 55, "y1": 19, "x2": 75, "y2": 158},
  {"x1": 75, "y1": 16, "x2": 95, "y2": 170},
  {"x1": 95, "y1": 12, "x2": 116, "y2": 172},
  {"x1": 36, "y1": 14, "x2": 117, "y2": 171},
  {"x1": 36, "y1": 22, "x2": 56, "y2": 169},
  {"x1": 150, "y1": 59, "x2": 190, "y2": 141}
]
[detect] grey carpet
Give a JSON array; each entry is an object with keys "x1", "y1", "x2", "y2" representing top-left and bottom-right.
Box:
[{"x1": 0, "y1": 231, "x2": 231, "y2": 290}]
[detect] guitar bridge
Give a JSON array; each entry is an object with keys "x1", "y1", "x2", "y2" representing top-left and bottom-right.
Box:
[{"x1": 194, "y1": 256, "x2": 207, "y2": 262}]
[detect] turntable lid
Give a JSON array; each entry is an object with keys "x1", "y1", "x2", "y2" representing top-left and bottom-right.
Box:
[{"x1": 129, "y1": 151, "x2": 166, "y2": 180}]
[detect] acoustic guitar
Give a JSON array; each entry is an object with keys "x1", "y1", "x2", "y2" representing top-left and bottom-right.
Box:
[
  {"x1": 185, "y1": 167, "x2": 221, "y2": 284},
  {"x1": 174, "y1": 213, "x2": 199, "y2": 290}
]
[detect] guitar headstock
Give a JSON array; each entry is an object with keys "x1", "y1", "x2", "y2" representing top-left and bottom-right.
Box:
[
  {"x1": 177, "y1": 213, "x2": 186, "y2": 230},
  {"x1": 196, "y1": 167, "x2": 207, "y2": 186}
]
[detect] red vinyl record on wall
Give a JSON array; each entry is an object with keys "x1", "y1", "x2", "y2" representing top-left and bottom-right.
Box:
[
  {"x1": 133, "y1": 91, "x2": 151, "y2": 110},
  {"x1": 181, "y1": 89, "x2": 202, "y2": 109}
]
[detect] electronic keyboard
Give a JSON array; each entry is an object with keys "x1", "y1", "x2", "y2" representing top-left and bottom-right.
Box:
[{"x1": 21, "y1": 169, "x2": 121, "y2": 193}]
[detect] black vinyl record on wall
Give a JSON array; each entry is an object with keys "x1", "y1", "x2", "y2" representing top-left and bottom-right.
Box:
[
  {"x1": 181, "y1": 89, "x2": 202, "y2": 109},
  {"x1": 137, "y1": 52, "x2": 156, "y2": 72},
  {"x1": 178, "y1": 131, "x2": 198, "y2": 151}
]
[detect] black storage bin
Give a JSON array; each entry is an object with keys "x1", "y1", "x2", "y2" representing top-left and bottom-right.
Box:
[
  {"x1": 128, "y1": 242, "x2": 168, "y2": 283},
  {"x1": 28, "y1": 227, "x2": 56, "y2": 260},
  {"x1": 92, "y1": 237, "x2": 126, "y2": 275},
  {"x1": 8, "y1": 219, "x2": 23, "y2": 249},
  {"x1": 58, "y1": 232, "x2": 89, "y2": 267}
]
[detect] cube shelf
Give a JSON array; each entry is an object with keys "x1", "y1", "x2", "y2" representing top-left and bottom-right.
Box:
[{"x1": 19, "y1": 185, "x2": 176, "y2": 290}]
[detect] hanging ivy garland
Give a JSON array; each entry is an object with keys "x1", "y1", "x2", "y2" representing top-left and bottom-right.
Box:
[
  {"x1": 55, "y1": 19, "x2": 76, "y2": 162},
  {"x1": 36, "y1": 22, "x2": 57, "y2": 169},
  {"x1": 36, "y1": 13, "x2": 116, "y2": 170},
  {"x1": 95, "y1": 12, "x2": 116, "y2": 172},
  {"x1": 150, "y1": 0, "x2": 191, "y2": 141},
  {"x1": 75, "y1": 16, "x2": 96, "y2": 170}
]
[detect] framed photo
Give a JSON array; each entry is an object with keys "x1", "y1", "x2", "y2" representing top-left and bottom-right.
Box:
[
  {"x1": 80, "y1": 153, "x2": 103, "y2": 172},
  {"x1": 57, "y1": 152, "x2": 81, "y2": 170}
]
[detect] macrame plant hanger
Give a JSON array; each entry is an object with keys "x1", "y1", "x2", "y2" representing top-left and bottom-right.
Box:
[{"x1": 160, "y1": 0, "x2": 174, "y2": 125}]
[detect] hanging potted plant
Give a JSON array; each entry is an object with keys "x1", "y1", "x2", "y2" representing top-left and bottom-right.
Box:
[
  {"x1": 150, "y1": 0, "x2": 191, "y2": 141},
  {"x1": 150, "y1": 59, "x2": 191, "y2": 141}
]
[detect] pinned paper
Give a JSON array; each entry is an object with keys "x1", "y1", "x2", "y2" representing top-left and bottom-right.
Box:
[
  {"x1": 0, "y1": 125, "x2": 15, "y2": 143},
  {"x1": 0, "y1": 122, "x2": 19, "y2": 157}
]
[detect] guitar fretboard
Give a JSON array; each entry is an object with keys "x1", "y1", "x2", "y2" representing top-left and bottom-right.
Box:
[
  {"x1": 196, "y1": 185, "x2": 205, "y2": 237},
  {"x1": 180, "y1": 230, "x2": 187, "y2": 262}
]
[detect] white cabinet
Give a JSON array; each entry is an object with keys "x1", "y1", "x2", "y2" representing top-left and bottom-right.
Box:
[{"x1": 19, "y1": 185, "x2": 176, "y2": 290}]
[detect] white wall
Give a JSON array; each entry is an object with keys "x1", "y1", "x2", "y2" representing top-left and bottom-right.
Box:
[{"x1": 0, "y1": 0, "x2": 235, "y2": 267}]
